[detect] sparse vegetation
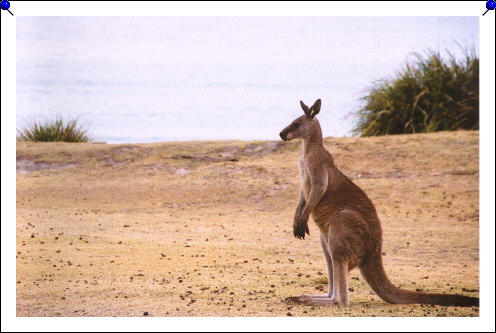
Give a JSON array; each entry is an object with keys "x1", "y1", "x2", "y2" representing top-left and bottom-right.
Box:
[
  {"x1": 17, "y1": 117, "x2": 90, "y2": 142},
  {"x1": 353, "y1": 48, "x2": 479, "y2": 136},
  {"x1": 16, "y1": 132, "x2": 479, "y2": 316}
]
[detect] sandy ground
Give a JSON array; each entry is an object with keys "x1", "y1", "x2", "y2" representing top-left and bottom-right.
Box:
[{"x1": 16, "y1": 131, "x2": 479, "y2": 317}]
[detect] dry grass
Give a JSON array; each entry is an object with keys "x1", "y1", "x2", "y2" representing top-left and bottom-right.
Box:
[{"x1": 16, "y1": 131, "x2": 479, "y2": 317}]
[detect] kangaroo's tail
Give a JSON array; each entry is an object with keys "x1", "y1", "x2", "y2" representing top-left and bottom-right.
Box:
[{"x1": 359, "y1": 252, "x2": 479, "y2": 307}]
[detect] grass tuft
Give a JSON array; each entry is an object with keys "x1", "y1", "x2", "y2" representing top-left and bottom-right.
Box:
[
  {"x1": 17, "y1": 117, "x2": 90, "y2": 142},
  {"x1": 352, "y1": 48, "x2": 479, "y2": 136}
]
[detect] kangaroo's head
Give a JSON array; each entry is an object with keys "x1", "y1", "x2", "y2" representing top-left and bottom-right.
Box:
[{"x1": 279, "y1": 99, "x2": 321, "y2": 141}]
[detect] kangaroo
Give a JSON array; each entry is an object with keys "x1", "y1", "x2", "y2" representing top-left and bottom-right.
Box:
[{"x1": 278, "y1": 99, "x2": 479, "y2": 307}]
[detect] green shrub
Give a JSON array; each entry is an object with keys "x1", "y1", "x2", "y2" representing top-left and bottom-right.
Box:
[
  {"x1": 353, "y1": 48, "x2": 479, "y2": 136},
  {"x1": 17, "y1": 117, "x2": 90, "y2": 142}
]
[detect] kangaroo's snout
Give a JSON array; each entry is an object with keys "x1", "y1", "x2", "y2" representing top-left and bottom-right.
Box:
[{"x1": 279, "y1": 130, "x2": 288, "y2": 141}]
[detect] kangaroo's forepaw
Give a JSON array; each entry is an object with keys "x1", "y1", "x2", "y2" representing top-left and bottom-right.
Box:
[{"x1": 293, "y1": 221, "x2": 309, "y2": 239}]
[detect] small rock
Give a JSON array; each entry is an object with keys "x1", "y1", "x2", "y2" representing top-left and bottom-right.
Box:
[{"x1": 176, "y1": 168, "x2": 190, "y2": 175}]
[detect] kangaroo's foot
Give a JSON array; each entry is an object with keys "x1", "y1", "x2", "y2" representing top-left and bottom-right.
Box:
[
  {"x1": 284, "y1": 293, "x2": 330, "y2": 303},
  {"x1": 284, "y1": 296, "x2": 307, "y2": 304},
  {"x1": 301, "y1": 293, "x2": 331, "y2": 298},
  {"x1": 285, "y1": 295, "x2": 346, "y2": 306}
]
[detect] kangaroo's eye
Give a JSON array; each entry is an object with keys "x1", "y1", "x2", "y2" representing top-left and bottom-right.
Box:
[{"x1": 293, "y1": 123, "x2": 300, "y2": 129}]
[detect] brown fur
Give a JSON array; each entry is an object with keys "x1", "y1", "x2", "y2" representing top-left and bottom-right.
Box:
[{"x1": 279, "y1": 99, "x2": 479, "y2": 307}]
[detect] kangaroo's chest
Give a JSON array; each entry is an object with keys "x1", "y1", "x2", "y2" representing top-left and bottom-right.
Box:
[{"x1": 298, "y1": 156, "x2": 313, "y2": 200}]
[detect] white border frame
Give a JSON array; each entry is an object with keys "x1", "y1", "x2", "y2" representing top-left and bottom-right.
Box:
[{"x1": 2, "y1": 2, "x2": 494, "y2": 332}]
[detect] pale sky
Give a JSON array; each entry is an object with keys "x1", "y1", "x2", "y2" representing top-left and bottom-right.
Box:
[{"x1": 17, "y1": 16, "x2": 479, "y2": 143}]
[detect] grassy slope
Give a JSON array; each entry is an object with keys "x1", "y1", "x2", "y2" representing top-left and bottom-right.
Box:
[{"x1": 16, "y1": 131, "x2": 479, "y2": 317}]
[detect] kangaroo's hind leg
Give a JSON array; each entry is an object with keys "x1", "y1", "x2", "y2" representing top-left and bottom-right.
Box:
[
  {"x1": 285, "y1": 209, "x2": 367, "y2": 306},
  {"x1": 287, "y1": 255, "x2": 349, "y2": 306},
  {"x1": 310, "y1": 234, "x2": 335, "y2": 298},
  {"x1": 285, "y1": 233, "x2": 334, "y2": 304}
]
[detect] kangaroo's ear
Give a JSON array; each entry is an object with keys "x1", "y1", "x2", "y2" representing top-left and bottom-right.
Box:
[
  {"x1": 309, "y1": 99, "x2": 321, "y2": 119},
  {"x1": 300, "y1": 100, "x2": 310, "y2": 115}
]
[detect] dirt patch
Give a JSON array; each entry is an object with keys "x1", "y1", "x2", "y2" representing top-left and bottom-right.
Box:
[
  {"x1": 16, "y1": 159, "x2": 78, "y2": 173},
  {"x1": 432, "y1": 170, "x2": 479, "y2": 177},
  {"x1": 349, "y1": 169, "x2": 479, "y2": 180},
  {"x1": 350, "y1": 170, "x2": 411, "y2": 179},
  {"x1": 211, "y1": 141, "x2": 286, "y2": 158},
  {"x1": 98, "y1": 145, "x2": 152, "y2": 167},
  {"x1": 171, "y1": 154, "x2": 239, "y2": 163},
  {"x1": 143, "y1": 163, "x2": 179, "y2": 174},
  {"x1": 171, "y1": 141, "x2": 286, "y2": 162},
  {"x1": 110, "y1": 145, "x2": 148, "y2": 154},
  {"x1": 206, "y1": 164, "x2": 268, "y2": 177}
]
